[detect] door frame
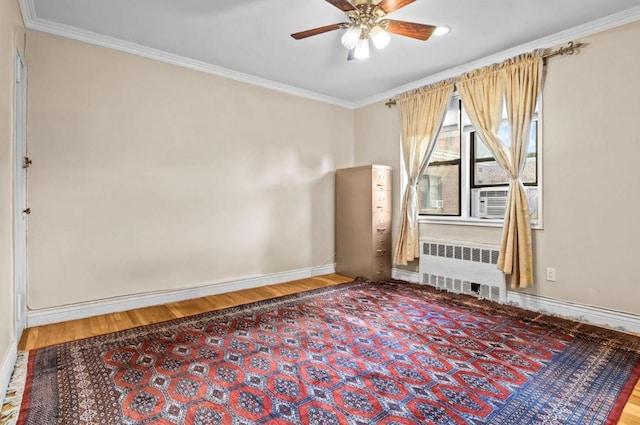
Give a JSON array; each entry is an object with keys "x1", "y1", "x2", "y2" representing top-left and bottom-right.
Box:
[{"x1": 14, "y1": 51, "x2": 27, "y2": 337}]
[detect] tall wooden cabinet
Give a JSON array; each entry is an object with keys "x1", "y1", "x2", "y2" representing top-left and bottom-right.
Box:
[{"x1": 335, "y1": 165, "x2": 392, "y2": 281}]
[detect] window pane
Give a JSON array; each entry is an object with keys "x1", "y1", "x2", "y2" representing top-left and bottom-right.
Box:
[
  {"x1": 473, "y1": 121, "x2": 537, "y2": 186},
  {"x1": 419, "y1": 160, "x2": 460, "y2": 215},
  {"x1": 419, "y1": 98, "x2": 460, "y2": 215}
]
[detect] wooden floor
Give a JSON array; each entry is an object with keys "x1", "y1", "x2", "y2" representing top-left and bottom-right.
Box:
[
  {"x1": 18, "y1": 274, "x2": 352, "y2": 351},
  {"x1": 13, "y1": 274, "x2": 640, "y2": 424}
]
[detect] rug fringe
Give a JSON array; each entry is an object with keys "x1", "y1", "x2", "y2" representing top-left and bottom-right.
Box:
[{"x1": 1, "y1": 351, "x2": 29, "y2": 425}]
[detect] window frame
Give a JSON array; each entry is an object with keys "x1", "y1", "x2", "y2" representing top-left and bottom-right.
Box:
[
  {"x1": 419, "y1": 119, "x2": 462, "y2": 216},
  {"x1": 417, "y1": 93, "x2": 543, "y2": 230},
  {"x1": 469, "y1": 119, "x2": 539, "y2": 189}
]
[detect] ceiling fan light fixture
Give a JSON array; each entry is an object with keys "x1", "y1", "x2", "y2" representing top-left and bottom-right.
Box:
[
  {"x1": 369, "y1": 25, "x2": 391, "y2": 50},
  {"x1": 354, "y1": 37, "x2": 370, "y2": 59},
  {"x1": 341, "y1": 26, "x2": 361, "y2": 49},
  {"x1": 434, "y1": 26, "x2": 451, "y2": 36},
  {"x1": 291, "y1": 0, "x2": 439, "y2": 61}
]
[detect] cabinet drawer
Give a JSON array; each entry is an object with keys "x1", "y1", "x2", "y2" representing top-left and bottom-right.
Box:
[
  {"x1": 372, "y1": 168, "x2": 391, "y2": 191},
  {"x1": 372, "y1": 212, "x2": 391, "y2": 234},
  {"x1": 372, "y1": 190, "x2": 391, "y2": 212},
  {"x1": 372, "y1": 256, "x2": 391, "y2": 280},
  {"x1": 372, "y1": 233, "x2": 391, "y2": 257}
]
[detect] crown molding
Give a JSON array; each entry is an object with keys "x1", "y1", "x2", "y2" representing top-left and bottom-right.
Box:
[
  {"x1": 16, "y1": 0, "x2": 640, "y2": 110},
  {"x1": 18, "y1": 0, "x2": 354, "y2": 110},
  {"x1": 352, "y1": 5, "x2": 640, "y2": 109},
  {"x1": 17, "y1": 0, "x2": 35, "y2": 27}
]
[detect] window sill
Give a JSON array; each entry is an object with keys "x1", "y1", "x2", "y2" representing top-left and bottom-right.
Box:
[{"x1": 418, "y1": 215, "x2": 543, "y2": 230}]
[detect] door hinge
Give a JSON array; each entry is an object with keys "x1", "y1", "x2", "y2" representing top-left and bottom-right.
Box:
[{"x1": 23, "y1": 157, "x2": 32, "y2": 169}]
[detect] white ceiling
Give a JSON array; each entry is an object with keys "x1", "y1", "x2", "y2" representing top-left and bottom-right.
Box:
[{"x1": 22, "y1": 0, "x2": 640, "y2": 107}]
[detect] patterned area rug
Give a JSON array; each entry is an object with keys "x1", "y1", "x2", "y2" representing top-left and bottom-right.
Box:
[{"x1": 3, "y1": 279, "x2": 640, "y2": 424}]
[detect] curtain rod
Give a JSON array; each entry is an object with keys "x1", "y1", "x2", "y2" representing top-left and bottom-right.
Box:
[{"x1": 384, "y1": 41, "x2": 587, "y2": 108}]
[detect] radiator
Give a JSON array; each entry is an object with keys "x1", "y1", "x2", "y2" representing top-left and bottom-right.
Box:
[{"x1": 419, "y1": 240, "x2": 506, "y2": 303}]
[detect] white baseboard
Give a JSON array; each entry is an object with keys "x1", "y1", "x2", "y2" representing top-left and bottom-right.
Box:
[
  {"x1": 25, "y1": 262, "x2": 640, "y2": 337},
  {"x1": 27, "y1": 264, "x2": 336, "y2": 328},
  {"x1": 311, "y1": 264, "x2": 337, "y2": 276},
  {"x1": 507, "y1": 292, "x2": 640, "y2": 335},
  {"x1": 394, "y1": 267, "x2": 640, "y2": 334},
  {"x1": 392, "y1": 268, "x2": 420, "y2": 283},
  {"x1": 0, "y1": 340, "x2": 19, "y2": 404}
]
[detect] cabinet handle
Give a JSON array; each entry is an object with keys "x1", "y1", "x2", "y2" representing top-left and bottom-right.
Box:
[
  {"x1": 376, "y1": 228, "x2": 386, "y2": 232},
  {"x1": 376, "y1": 249, "x2": 387, "y2": 254},
  {"x1": 376, "y1": 206, "x2": 383, "y2": 209},
  {"x1": 375, "y1": 271, "x2": 383, "y2": 275}
]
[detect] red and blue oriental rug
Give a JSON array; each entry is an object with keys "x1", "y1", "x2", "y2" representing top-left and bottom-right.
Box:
[{"x1": 3, "y1": 279, "x2": 640, "y2": 424}]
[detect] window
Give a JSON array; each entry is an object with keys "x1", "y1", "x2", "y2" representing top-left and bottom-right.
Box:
[
  {"x1": 471, "y1": 122, "x2": 538, "y2": 187},
  {"x1": 418, "y1": 94, "x2": 542, "y2": 226},
  {"x1": 418, "y1": 98, "x2": 460, "y2": 215}
]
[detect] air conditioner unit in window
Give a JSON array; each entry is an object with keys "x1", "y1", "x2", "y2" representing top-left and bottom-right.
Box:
[{"x1": 472, "y1": 186, "x2": 538, "y2": 219}]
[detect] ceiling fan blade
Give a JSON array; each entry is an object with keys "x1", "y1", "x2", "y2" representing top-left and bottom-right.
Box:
[
  {"x1": 291, "y1": 23, "x2": 343, "y2": 40},
  {"x1": 377, "y1": 0, "x2": 416, "y2": 14},
  {"x1": 325, "y1": 0, "x2": 356, "y2": 11},
  {"x1": 385, "y1": 20, "x2": 436, "y2": 41},
  {"x1": 347, "y1": 48, "x2": 355, "y2": 61}
]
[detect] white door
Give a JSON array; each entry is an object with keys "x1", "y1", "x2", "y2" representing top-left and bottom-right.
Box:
[{"x1": 14, "y1": 52, "x2": 27, "y2": 336}]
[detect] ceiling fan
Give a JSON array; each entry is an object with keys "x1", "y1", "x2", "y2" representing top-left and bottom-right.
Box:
[{"x1": 291, "y1": 0, "x2": 446, "y2": 60}]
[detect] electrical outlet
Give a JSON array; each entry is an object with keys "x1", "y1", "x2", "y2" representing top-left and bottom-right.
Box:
[{"x1": 546, "y1": 267, "x2": 556, "y2": 282}]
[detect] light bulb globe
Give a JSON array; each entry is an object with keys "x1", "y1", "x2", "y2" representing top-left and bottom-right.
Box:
[
  {"x1": 370, "y1": 25, "x2": 391, "y2": 50},
  {"x1": 433, "y1": 26, "x2": 450, "y2": 36},
  {"x1": 354, "y1": 38, "x2": 370, "y2": 59},
  {"x1": 341, "y1": 26, "x2": 361, "y2": 49}
]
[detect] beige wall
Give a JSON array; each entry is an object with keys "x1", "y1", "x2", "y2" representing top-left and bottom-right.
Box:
[
  {"x1": 354, "y1": 103, "x2": 401, "y2": 250},
  {"x1": 20, "y1": 17, "x2": 640, "y2": 316},
  {"x1": 26, "y1": 31, "x2": 354, "y2": 310},
  {"x1": 354, "y1": 20, "x2": 640, "y2": 315},
  {"x1": 0, "y1": 0, "x2": 24, "y2": 377}
]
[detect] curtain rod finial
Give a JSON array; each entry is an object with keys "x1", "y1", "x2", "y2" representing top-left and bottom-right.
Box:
[
  {"x1": 543, "y1": 41, "x2": 588, "y2": 61},
  {"x1": 385, "y1": 99, "x2": 397, "y2": 108}
]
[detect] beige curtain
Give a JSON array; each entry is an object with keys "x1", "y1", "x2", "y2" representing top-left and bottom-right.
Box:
[
  {"x1": 393, "y1": 80, "x2": 454, "y2": 265},
  {"x1": 457, "y1": 52, "x2": 542, "y2": 287}
]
